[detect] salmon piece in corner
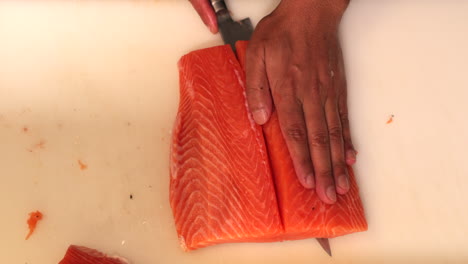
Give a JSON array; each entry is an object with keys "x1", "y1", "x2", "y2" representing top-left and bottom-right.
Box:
[{"x1": 58, "y1": 245, "x2": 129, "y2": 264}]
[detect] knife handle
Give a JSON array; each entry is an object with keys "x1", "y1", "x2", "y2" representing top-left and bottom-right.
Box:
[
  {"x1": 211, "y1": 0, "x2": 232, "y2": 22},
  {"x1": 210, "y1": 0, "x2": 227, "y2": 13}
]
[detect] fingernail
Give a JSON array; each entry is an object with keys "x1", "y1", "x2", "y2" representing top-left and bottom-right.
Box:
[
  {"x1": 209, "y1": 24, "x2": 218, "y2": 34},
  {"x1": 338, "y1": 175, "x2": 349, "y2": 190},
  {"x1": 346, "y1": 149, "x2": 357, "y2": 165},
  {"x1": 305, "y1": 174, "x2": 314, "y2": 188},
  {"x1": 252, "y1": 109, "x2": 268, "y2": 125},
  {"x1": 201, "y1": 19, "x2": 217, "y2": 34},
  {"x1": 326, "y1": 186, "x2": 337, "y2": 203}
]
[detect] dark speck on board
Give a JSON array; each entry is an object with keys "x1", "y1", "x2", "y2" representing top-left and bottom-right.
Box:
[{"x1": 130, "y1": 194, "x2": 133, "y2": 200}]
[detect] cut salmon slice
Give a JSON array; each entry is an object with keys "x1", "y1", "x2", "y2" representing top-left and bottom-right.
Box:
[
  {"x1": 263, "y1": 112, "x2": 368, "y2": 239},
  {"x1": 170, "y1": 42, "x2": 367, "y2": 251},
  {"x1": 58, "y1": 245, "x2": 129, "y2": 264},
  {"x1": 170, "y1": 45, "x2": 283, "y2": 251}
]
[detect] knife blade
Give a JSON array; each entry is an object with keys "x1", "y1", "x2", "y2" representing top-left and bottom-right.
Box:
[
  {"x1": 210, "y1": 0, "x2": 253, "y2": 52},
  {"x1": 316, "y1": 238, "x2": 332, "y2": 257}
]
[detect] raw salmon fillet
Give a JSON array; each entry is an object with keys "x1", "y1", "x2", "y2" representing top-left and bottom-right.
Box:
[
  {"x1": 170, "y1": 45, "x2": 283, "y2": 251},
  {"x1": 170, "y1": 42, "x2": 367, "y2": 251},
  {"x1": 58, "y1": 245, "x2": 129, "y2": 264}
]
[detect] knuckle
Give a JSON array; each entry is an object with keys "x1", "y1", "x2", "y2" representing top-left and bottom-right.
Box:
[
  {"x1": 288, "y1": 63, "x2": 307, "y2": 78},
  {"x1": 284, "y1": 124, "x2": 308, "y2": 143},
  {"x1": 309, "y1": 131, "x2": 330, "y2": 147},
  {"x1": 340, "y1": 112, "x2": 349, "y2": 124},
  {"x1": 248, "y1": 105, "x2": 266, "y2": 115},
  {"x1": 320, "y1": 75, "x2": 332, "y2": 87},
  {"x1": 271, "y1": 78, "x2": 287, "y2": 93},
  {"x1": 328, "y1": 126, "x2": 343, "y2": 141},
  {"x1": 318, "y1": 169, "x2": 333, "y2": 180},
  {"x1": 290, "y1": 63, "x2": 304, "y2": 74},
  {"x1": 298, "y1": 156, "x2": 312, "y2": 168},
  {"x1": 273, "y1": 83, "x2": 297, "y2": 103},
  {"x1": 304, "y1": 78, "x2": 322, "y2": 98},
  {"x1": 309, "y1": 83, "x2": 321, "y2": 95},
  {"x1": 345, "y1": 142, "x2": 355, "y2": 150},
  {"x1": 246, "y1": 84, "x2": 266, "y2": 95},
  {"x1": 333, "y1": 162, "x2": 347, "y2": 173}
]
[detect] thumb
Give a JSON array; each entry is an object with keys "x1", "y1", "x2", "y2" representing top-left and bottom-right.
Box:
[
  {"x1": 189, "y1": 0, "x2": 218, "y2": 34},
  {"x1": 245, "y1": 43, "x2": 273, "y2": 125}
]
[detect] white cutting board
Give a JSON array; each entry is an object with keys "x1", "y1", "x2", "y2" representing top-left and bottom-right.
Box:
[{"x1": 1, "y1": 1, "x2": 468, "y2": 263}]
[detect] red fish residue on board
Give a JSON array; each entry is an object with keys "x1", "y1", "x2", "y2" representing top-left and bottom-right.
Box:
[
  {"x1": 78, "y1": 160, "x2": 88, "y2": 170},
  {"x1": 25, "y1": 210, "x2": 43, "y2": 240},
  {"x1": 59, "y1": 245, "x2": 130, "y2": 264},
  {"x1": 386, "y1": 115, "x2": 394, "y2": 124}
]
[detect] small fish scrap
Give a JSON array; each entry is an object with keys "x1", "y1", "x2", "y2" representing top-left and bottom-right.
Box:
[
  {"x1": 386, "y1": 115, "x2": 394, "y2": 124},
  {"x1": 78, "y1": 160, "x2": 88, "y2": 170},
  {"x1": 25, "y1": 210, "x2": 43, "y2": 240}
]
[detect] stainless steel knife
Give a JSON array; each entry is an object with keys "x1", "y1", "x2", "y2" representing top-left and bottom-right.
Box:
[{"x1": 210, "y1": 0, "x2": 253, "y2": 52}]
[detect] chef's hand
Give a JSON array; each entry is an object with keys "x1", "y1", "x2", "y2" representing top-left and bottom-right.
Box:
[
  {"x1": 246, "y1": 0, "x2": 356, "y2": 204},
  {"x1": 191, "y1": 0, "x2": 357, "y2": 204}
]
